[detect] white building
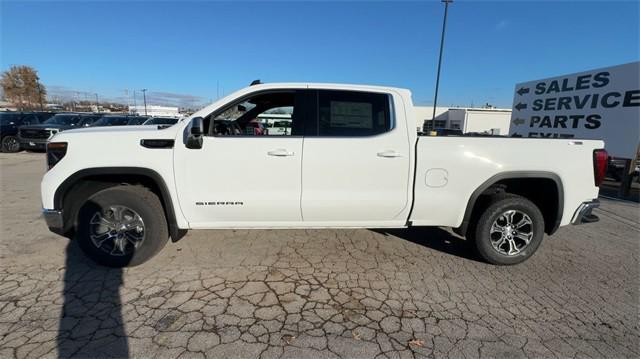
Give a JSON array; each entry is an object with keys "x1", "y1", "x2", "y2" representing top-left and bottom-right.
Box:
[
  {"x1": 414, "y1": 106, "x2": 512, "y2": 135},
  {"x1": 129, "y1": 105, "x2": 180, "y2": 118},
  {"x1": 413, "y1": 106, "x2": 450, "y2": 131}
]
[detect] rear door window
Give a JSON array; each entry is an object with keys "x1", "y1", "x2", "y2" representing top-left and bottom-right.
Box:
[{"x1": 313, "y1": 90, "x2": 392, "y2": 137}]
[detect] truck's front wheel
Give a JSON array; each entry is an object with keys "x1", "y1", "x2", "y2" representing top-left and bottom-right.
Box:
[
  {"x1": 76, "y1": 185, "x2": 169, "y2": 267},
  {"x1": 1, "y1": 135, "x2": 21, "y2": 152},
  {"x1": 474, "y1": 194, "x2": 545, "y2": 265}
]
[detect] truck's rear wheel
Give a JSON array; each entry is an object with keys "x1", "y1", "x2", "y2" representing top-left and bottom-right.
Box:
[
  {"x1": 474, "y1": 194, "x2": 544, "y2": 265},
  {"x1": 76, "y1": 185, "x2": 169, "y2": 267}
]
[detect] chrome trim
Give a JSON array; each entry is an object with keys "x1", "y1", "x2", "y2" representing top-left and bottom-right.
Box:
[
  {"x1": 571, "y1": 199, "x2": 600, "y2": 225},
  {"x1": 42, "y1": 209, "x2": 63, "y2": 230}
]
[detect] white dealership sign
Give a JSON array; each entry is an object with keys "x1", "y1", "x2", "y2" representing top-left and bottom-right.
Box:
[{"x1": 509, "y1": 62, "x2": 639, "y2": 159}]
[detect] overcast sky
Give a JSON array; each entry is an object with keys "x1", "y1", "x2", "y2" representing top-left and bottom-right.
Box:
[{"x1": 2, "y1": 0, "x2": 638, "y2": 108}]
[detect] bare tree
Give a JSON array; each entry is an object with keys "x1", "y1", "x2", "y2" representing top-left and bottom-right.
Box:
[{"x1": 0, "y1": 65, "x2": 47, "y2": 111}]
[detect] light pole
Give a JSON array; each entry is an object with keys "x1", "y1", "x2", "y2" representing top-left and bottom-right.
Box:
[
  {"x1": 141, "y1": 89, "x2": 148, "y2": 116},
  {"x1": 133, "y1": 90, "x2": 137, "y2": 114},
  {"x1": 95, "y1": 93, "x2": 100, "y2": 112},
  {"x1": 431, "y1": 0, "x2": 453, "y2": 132}
]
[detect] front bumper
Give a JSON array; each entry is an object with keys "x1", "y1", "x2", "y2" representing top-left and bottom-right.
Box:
[
  {"x1": 19, "y1": 138, "x2": 47, "y2": 150},
  {"x1": 43, "y1": 208, "x2": 64, "y2": 234},
  {"x1": 571, "y1": 199, "x2": 600, "y2": 225}
]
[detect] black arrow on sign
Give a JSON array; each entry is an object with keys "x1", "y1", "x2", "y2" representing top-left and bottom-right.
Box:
[
  {"x1": 512, "y1": 118, "x2": 526, "y2": 126},
  {"x1": 515, "y1": 103, "x2": 527, "y2": 111},
  {"x1": 511, "y1": 132, "x2": 523, "y2": 138},
  {"x1": 517, "y1": 87, "x2": 530, "y2": 96}
]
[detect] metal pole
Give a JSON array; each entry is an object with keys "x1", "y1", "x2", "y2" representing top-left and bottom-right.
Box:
[
  {"x1": 95, "y1": 93, "x2": 100, "y2": 112},
  {"x1": 142, "y1": 89, "x2": 148, "y2": 116},
  {"x1": 124, "y1": 89, "x2": 130, "y2": 114},
  {"x1": 431, "y1": 0, "x2": 453, "y2": 132},
  {"x1": 133, "y1": 90, "x2": 137, "y2": 114}
]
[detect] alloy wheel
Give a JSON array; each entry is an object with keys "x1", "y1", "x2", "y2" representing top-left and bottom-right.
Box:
[
  {"x1": 89, "y1": 205, "x2": 145, "y2": 256},
  {"x1": 489, "y1": 209, "x2": 534, "y2": 256},
  {"x1": 3, "y1": 137, "x2": 19, "y2": 152}
]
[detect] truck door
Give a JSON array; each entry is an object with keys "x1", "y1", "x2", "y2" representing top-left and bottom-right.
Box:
[
  {"x1": 301, "y1": 89, "x2": 412, "y2": 226},
  {"x1": 174, "y1": 90, "x2": 309, "y2": 227}
]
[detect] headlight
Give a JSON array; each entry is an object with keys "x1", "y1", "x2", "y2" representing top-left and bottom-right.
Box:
[{"x1": 46, "y1": 142, "x2": 67, "y2": 170}]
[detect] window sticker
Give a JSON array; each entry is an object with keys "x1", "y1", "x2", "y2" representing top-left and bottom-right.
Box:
[{"x1": 330, "y1": 101, "x2": 372, "y2": 129}]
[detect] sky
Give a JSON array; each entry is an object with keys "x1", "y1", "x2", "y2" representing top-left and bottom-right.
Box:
[{"x1": 1, "y1": 0, "x2": 638, "y2": 109}]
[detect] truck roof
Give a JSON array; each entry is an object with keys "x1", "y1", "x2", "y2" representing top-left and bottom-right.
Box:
[{"x1": 250, "y1": 82, "x2": 411, "y2": 94}]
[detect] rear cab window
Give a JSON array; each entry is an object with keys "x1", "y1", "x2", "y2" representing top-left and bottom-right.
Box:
[{"x1": 306, "y1": 90, "x2": 393, "y2": 137}]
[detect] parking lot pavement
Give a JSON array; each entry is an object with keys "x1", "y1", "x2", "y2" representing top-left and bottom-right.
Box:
[{"x1": 0, "y1": 152, "x2": 638, "y2": 359}]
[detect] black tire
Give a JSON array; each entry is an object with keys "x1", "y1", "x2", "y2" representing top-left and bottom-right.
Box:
[
  {"x1": 76, "y1": 185, "x2": 169, "y2": 267},
  {"x1": 1, "y1": 135, "x2": 21, "y2": 153},
  {"x1": 473, "y1": 193, "x2": 544, "y2": 265}
]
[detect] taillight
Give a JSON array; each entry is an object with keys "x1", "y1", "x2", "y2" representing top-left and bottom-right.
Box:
[
  {"x1": 47, "y1": 142, "x2": 67, "y2": 170},
  {"x1": 593, "y1": 149, "x2": 608, "y2": 187}
]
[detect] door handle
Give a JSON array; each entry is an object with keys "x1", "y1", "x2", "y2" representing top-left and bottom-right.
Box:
[
  {"x1": 267, "y1": 149, "x2": 294, "y2": 157},
  {"x1": 377, "y1": 150, "x2": 402, "y2": 158}
]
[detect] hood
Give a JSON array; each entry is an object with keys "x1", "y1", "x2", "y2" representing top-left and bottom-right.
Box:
[
  {"x1": 52, "y1": 124, "x2": 182, "y2": 143},
  {"x1": 63, "y1": 125, "x2": 176, "y2": 135}
]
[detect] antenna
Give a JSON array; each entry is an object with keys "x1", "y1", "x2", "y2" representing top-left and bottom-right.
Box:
[{"x1": 250, "y1": 79, "x2": 262, "y2": 86}]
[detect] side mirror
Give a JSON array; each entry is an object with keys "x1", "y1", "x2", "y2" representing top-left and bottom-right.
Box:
[
  {"x1": 186, "y1": 117, "x2": 204, "y2": 149},
  {"x1": 237, "y1": 104, "x2": 246, "y2": 112}
]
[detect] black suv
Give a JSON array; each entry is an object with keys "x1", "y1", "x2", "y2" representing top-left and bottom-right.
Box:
[
  {"x1": 18, "y1": 113, "x2": 102, "y2": 151},
  {"x1": 0, "y1": 112, "x2": 55, "y2": 152}
]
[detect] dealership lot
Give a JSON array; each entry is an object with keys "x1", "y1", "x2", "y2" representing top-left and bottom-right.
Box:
[{"x1": 0, "y1": 152, "x2": 638, "y2": 358}]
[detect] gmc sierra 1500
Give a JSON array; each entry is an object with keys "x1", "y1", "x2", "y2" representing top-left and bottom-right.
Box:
[{"x1": 41, "y1": 83, "x2": 606, "y2": 267}]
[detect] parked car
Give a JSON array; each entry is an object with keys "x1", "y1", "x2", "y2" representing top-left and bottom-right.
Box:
[
  {"x1": 1, "y1": 112, "x2": 54, "y2": 152},
  {"x1": 41, "y1": 82, "x2": 605, "y2": 267},
  {"x1": 607, "y1": 157, "x2": 639, "y2": 181},
  {"x1": 142, "y1": 117, "x2": 178, "y2": 126},
  {"x1": 428, "y1": 128, "x2": 464, "y2": 136},
  {"x1": 18, "y1": 113, "x2": 102, "y2": 151},
  {"x1": 90, "y1": 115, "x2": 149, "y2": 127},
  {"x1": 126, "y1": 116, "x2": 149, "y2": 125}
]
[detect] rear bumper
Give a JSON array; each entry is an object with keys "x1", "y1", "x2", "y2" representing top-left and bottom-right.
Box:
[
  {"x1": 571, "y1": 199, "x2": 600, "y2": 225},
  {"x1": 42, "y1": 208, "x2": 64, "y2": 234}
]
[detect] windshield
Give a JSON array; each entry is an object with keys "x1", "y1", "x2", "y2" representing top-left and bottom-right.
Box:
[
  {"x1": 91, "y1": 116, "x2": 130, "y2": 126},
  {"x1": 0, "y1": 113, "x2": 21, "y2": 125},
  {"x1": 146, "y1": 117, "x2": 177, "y2": 125},
  {"x1": 127, "y1": 117, "x2": 147, "y2": 125},
  {"x1": 44, "y1": 114, "x2": 80, "y2": 125}
]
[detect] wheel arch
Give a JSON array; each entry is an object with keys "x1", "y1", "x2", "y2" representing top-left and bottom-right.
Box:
[
  {"x1": 455, "y1": 171, "x2": 564, "y2": 237},
  {"x1": 54, "y1": 167, "x2": 187, "y2": 242}
]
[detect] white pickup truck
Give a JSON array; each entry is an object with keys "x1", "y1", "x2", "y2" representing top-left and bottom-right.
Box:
[{"x1": 41, "y1": 82, "x2": 607, "y2": 267}]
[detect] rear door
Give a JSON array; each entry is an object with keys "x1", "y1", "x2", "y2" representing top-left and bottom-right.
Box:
[{"x1": 301, "y1": 89, "x2": 412, "y2": 227}]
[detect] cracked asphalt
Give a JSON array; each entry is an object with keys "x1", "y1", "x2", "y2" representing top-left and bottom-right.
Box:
[{"x1": 1, "y1": 152, "x2": 638, "y2": 358}]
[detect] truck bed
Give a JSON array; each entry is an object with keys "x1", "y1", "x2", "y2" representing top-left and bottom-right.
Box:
[{"x1": 409, "y1": 136, "x2": 603, "y2": 228}]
